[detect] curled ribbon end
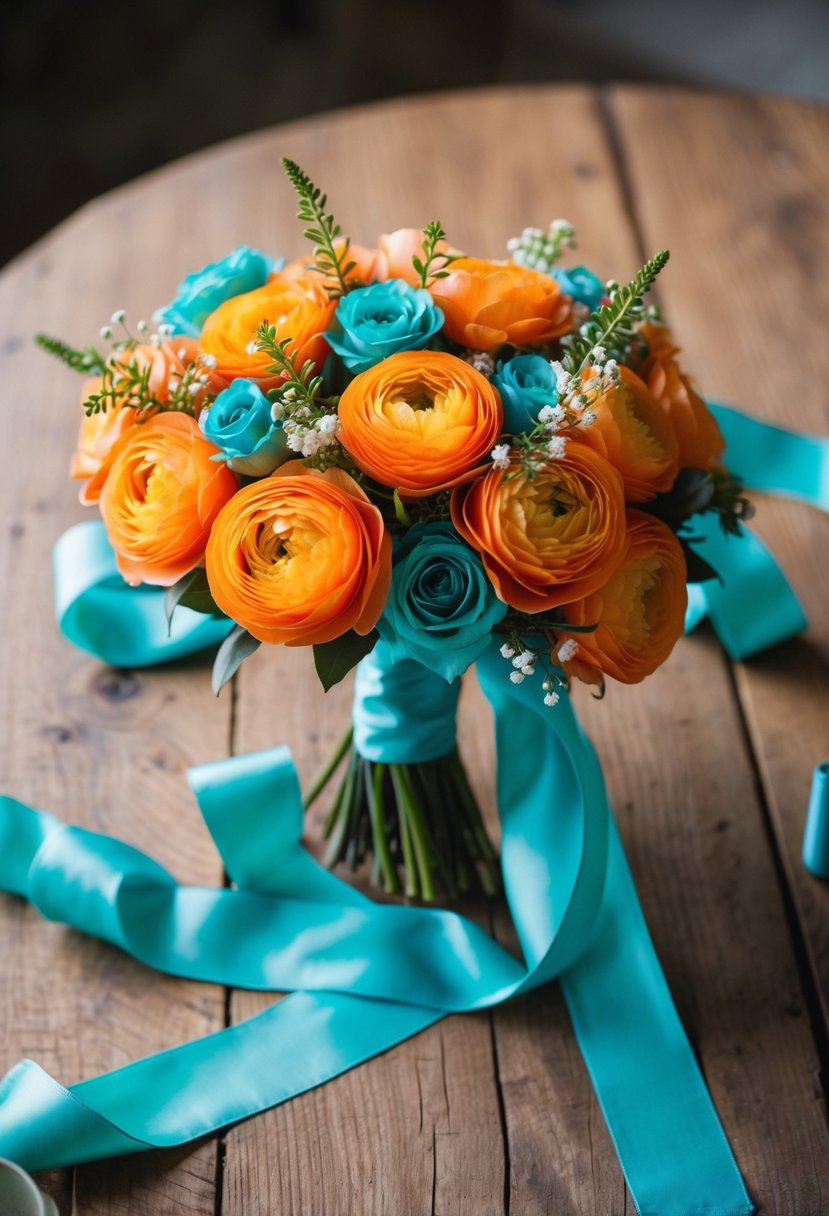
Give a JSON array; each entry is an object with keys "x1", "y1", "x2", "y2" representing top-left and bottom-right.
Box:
[{"x1": 802, "y1": 762, "x2": 829, "y2": 879}]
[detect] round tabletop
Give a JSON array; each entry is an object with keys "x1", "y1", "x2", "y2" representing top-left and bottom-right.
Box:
[{"x1": 1, "y1": 84, "x2": 828, "y2": 1214}]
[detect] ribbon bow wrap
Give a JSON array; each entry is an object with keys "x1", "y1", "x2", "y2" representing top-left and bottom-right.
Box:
[{"x1": 1, "y1": 404, "x2": 826, "y2": 1216}]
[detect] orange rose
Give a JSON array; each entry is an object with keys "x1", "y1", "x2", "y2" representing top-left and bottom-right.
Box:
[
  {"x1": 430, "y1": 257, "x2": 574, "y2": 350},
  {"x1": 199, "y1": 272, "x2": 336, "y2": 387},
  {"x1": 574, "y1": 365, "x2": 680, "y2": 502},
  {"x1": 337, "y1": 350, "x2": 503, "y2": 498},
  {"x1": 205, "y1": 465, "x2": 391, "y2": 646},
  {"x1": 559, "y1": 510, "x2": 688, "y2": 684},
  {"x1": 98, "y1": 412, "x2": 237, "y2": 586},
  {"x1": 639, "y1": 323, "x2": 725, "y2": 470},
  {"x1": 451, "y1": 442, "x2": 627, "y2": 612}
]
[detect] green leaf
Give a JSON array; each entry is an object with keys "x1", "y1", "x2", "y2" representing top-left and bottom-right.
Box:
[
  {"x1": 36, "y1": 333, "x2": 106, "y2": 374},
  {"x1": 165, "y1": 568, "x2": 223, "y2": 632},
  {"x1": 313, "y1": 629, "x2": 378, "y2": 692},
  {"x1": 212, "y1": 625, "x2": 261, "y2": 696}
]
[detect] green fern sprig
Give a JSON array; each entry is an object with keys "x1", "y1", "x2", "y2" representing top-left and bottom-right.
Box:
[
  {"x1": 562, "y1": 249, "x2": 670, "y2": 374},
  {"x1": 255, "y1": 322, "x2": 326, "y2": 409},
  {"x1": 281, "y1": 158, "x2": 355, "y2": 297},
  {"x1": 412, "y1": 221, "x2": 460, "y2": 288},
  {"x1": 36, "y1": 334, "x2": 106, "y2": 375}
]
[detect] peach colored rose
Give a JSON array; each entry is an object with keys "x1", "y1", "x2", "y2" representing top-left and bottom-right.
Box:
[{"x1": 205, "y1": 464, "x2": 391, "y2": 645}]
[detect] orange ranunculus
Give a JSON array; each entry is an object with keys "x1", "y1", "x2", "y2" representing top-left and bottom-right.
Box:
[
  {"x1": 574, "y1": 365, "x2": 680, "y2": 502},
  {"x1": 559, "y1": 509, "x2": 688, "y2": 684},
  {"x1": 199, "y1": 272, "x2": 336, "y2": 388},
  {"x1": 451, "y1": 441, "x2": 627, "y2": 613},
  {"x1": 429, "y1": 257, "x2": 574, "y2": 351},
  {"x1": 337, "y1": 350, "x2": 503, "y2": 499},
  {"x1": 205, "y1": 464, "x2": 391, "y2": 646},
  {"x1": 71, "y1": 377, "x2": 139, "y2": 502},
  {"x1": 639, "y1": 323, "x2": 725, "y2": 470},
  {"x1": 98, "y1": 412, "x2": 237, "y2": 586}
]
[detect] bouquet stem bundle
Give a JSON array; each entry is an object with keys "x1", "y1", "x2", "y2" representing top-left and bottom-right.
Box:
[{"x1": 306, "y1": 728, "x2": 500, "y2": 900}]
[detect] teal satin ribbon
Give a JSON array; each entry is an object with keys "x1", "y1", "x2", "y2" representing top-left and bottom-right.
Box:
[
  {"x1": 683, "y1": 404, "x2": 828, "y2": 658},
  {"x1": 54, "y1": 522, "x2": 233, "y2": 668},
  {"x1": 0, "y1": 648, "x2": 751, "y2": 1214},
  {"x1": 2, "y1": 403, "x2": 827, "y2": 1213}
]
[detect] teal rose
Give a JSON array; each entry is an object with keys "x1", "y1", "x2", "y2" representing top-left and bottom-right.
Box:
[
  {"x1": 200, "y1": 379, "x2": 287, "y2": 476},
  {"x1": 155, "y1": 245, "x2": 278, "y2": 337},
  {"x1": 378, "y1": 522, "x2": 507, "y2": 682},
  {"x1": 492, "y1": 354, "x2": 558, "y2": 433},
  {"x1": 326, "y1": 279, "x2": 444, "y2": 374},
  {"x1": 552, "y1": 264, "x2": 604, "y2": 312}
]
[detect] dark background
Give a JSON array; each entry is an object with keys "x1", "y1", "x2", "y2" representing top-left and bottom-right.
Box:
[{"x1": 3, "y1": 0, "x2": 828, "y2": 268}]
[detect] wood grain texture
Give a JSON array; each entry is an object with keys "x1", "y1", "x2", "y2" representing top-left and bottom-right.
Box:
[
  {"x1": 610, "y1": 85, "x2": 829, "y2": 1029},
  {"x1": 1, "y1": 84, "x2": 828, "y2": 1214}
]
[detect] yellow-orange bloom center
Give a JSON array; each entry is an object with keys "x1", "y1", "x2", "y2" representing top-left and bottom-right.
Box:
[
  {"x1": 338, "y1": 350, "x2": 503, "y2": 498},
  {"x1": 451, "y1": 442, "x2": 627, "y2": 612},
  {"x1": 205, "y1": 465, "x2": 391, "y2": 646}
]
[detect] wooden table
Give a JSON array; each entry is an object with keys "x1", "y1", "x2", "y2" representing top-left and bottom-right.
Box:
[{"x1": 1, "y1": 84, "x2": 828, "y2": 1215}]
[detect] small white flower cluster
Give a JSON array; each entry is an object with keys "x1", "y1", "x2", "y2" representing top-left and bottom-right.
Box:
[
  {"x1": 499, "y1": 643, "x2": 538, "y2": 684},
  {"x1": 548, "y1": 343, "x2": 618, "y2": 432},
  {"x1": 279, "y1": 400, "x2": 341, "y2": 459},
  {"x1": 507, "y1": 221, "x2": 576, "y2": 274},
  {"x1": 490, "y1": 443, "x2": 511, "y2": 471}
]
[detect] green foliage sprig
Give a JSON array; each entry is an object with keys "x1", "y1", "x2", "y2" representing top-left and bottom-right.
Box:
[
  {"x1": 562, "y1": 249, "x2": 670, "y2": 374},
  {"x1": 412, "y1": 221, "x2": 460, "y2": 288},
  {"x1": 256, "y1": 322, "x2": 326, "y2": 412},
  {"x1": 79, "y1": 345, "x2": 209, "y2": 418},
  {"x1": 36, "y1": 334, "x2": 106, "y2": 375},
  {"x1": 282, "y1": 158, "x2": 355, "y2": 297}
]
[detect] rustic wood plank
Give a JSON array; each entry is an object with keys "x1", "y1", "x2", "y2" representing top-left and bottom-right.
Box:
[
  {"x1": 594, "y1": 85, "x2": 829, "y2": 1211},
  {"x1": 609, "y1": 86, "x2": 829, "y2": 1034},
  {"x1": 0, "y1": 189, "x2": 240, "y2": 1212}
]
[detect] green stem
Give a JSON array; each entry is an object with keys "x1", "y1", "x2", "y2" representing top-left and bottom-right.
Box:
[
  {"x1": 391, "y1": 765, "x2": 436, "y2": 902},
  {"x1": 397, "y1": 787, "x2": 420, "y2": 899},
  {"x1": 365, "y1": 763, "x2": 401, "y2": 894},
  {"x1": 305, "y1": 726, "x2": 354, "y2": 811}
]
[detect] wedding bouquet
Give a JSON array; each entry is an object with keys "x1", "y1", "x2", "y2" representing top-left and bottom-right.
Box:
[{"x1": 39, "y1": 159, "x2": 750, "y2": 900}]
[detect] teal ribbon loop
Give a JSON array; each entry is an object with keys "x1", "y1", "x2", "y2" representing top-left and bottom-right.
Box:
[
  {"x1": 683, "y1": 405, "x2": 828, "y2": 658},
  {"x1": 54, "y1": 521, "x2": 233, "y2": 668},
  {"x1": 0, "y1": 647, "x2": 752, "y2": 1214}
]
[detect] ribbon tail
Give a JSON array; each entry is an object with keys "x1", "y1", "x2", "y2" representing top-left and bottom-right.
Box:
[
  {"x1": 561, "y1": 822, "x2": 755, "y2": 1216},
  {"x1": 0, "y1": 993, "x2": 441, "y2": 1172}
]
